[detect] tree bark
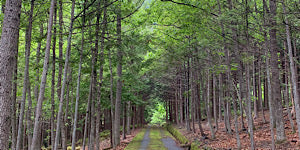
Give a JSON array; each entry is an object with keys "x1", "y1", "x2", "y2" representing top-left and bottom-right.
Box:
[
  {"x1": 96, "y1": 1, "x2": 107, "y2": 149},
  {"x1": 31, "y1": 0, "x2": 56, "y2": 148},
  {"x1": 114, "y1": 1, "x2": 122, "y2": 147},
  {"x1": 206, "y1": 71, "x2": 215, "y2": 139},
  {"x1": 282, "y1": 0, "x2": 300, "y2": 141},
  {"x1": 57, "y1": 0, "x2": 63, "y2": 100},
  {"x1": 0, "y1": 0, "x2": 22, "y2": 149},
  {"x1": 71, "y1": 1, "x2": 85, "y2": 149},
  {"x1": 51, "y1": 2, "x2": 57, "y2": 149},
  {"x1": 54, "y1": 0, "x2": 75, "y2": 149},
  {"x1": 257, "y1": 57, "x2": 266, "y2": 123},
  {"x1": 26, "y1": 74, "x2": 33, "y2": 150},
  {"x1": 269, "y1": 0, "x2": 286, "y2": 142},
  {"x1": 16, "y1": 0, "x2": 34, "y2": 149}
]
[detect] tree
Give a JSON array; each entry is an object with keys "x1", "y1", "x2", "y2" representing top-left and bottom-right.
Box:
[
  {"x1": 31, "y1": 0, "x2": 56, "y2": 149},
  {"x1": 0, "y1": 0, "x2": 22, "y2": 149}
]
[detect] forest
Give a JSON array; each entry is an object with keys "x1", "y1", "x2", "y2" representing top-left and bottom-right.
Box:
[{"x1": 0, "y1": 0, "x2": 299, "y2": 149}]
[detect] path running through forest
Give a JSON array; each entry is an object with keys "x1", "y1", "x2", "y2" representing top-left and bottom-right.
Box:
[{"x1": 137, "y1": 127, "x2": 183, "y2": 150}]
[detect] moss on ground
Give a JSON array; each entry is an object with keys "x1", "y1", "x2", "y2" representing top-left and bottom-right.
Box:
[
  {"x1": 165, "y1": 124, "x2": 202, "y2": 150},
  {"x1": 148, "y1": 128, "x2": 167, "y2": 150},
  {"x1": 125, "y1": 128, "x2": 147, "y2": 150}
]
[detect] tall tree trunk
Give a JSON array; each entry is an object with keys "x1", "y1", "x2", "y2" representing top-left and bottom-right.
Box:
[
  {"x1": 122, "y1": 103, "x2": 126, "y2": 139},
  {"x1": 61, "y1": 68, "x2": 72, "y2": 150},
  {"x1": 0, "y1": 0, "x2": 22, "y2": 149},
  {"x1": 95, "y1": 1, "x2": 107, "y2": 150},
  {"x1": 71, "y1": 1, "x2": 85, "y2": 148},
  {"x1": 206, "y1": 71, "x2": 215, "y2": 139},
  {"x1": 109, "y1": 46, "x2": 115, "y2": 147},
  {"x1": 53, "y1": 0, "x2": 75, "y2": 149},
  {"x1": 126, "y1": 101, "x2": 131, "y2": 135},
  {"x1": 269, "y1": 0, "x2": 286, "y2": 142},
  {"x1": 11, "y1": 50, "x2": 18, "y2": 150},
  {"x1": 26, "y1": 74, "x2": 33, "y2": 150},
  {"x1": 283, "y1": 50, "x2": 295, "y2": 132},
  {"x1": 253, "y1": 59, "x2": 258, "y2": 119},
  {"x1": 57, "y1": 0, "x2": 63, "y2": 100},
  {"x1": 31, "y1": 0, "x2": 56, "y2": 148},
  {"x1": 238, "y1": 63, "x2": 246, "y2": 130},
  {"x1": 257, "y1": 57, "x2": 266, "y2": 123},
  {"x1": 16, "y1": 0, "x2": 34, "y2": 149},
  {"x1": 34, "y1": 23, "x2": 43, "y2": 108},
  {"x1": 265, "y1": 37, "x2": 276, "y2": 150},
  {"x1": 51, "y1": 2, "x2": 57, "y2": 149},
  {"x1": 197, "y1": 72, "x2": 205, "y2": 136},
  {"x1": 213, "y1": 74, "x2": 218, "y2": 130},
  {"x1": 179, "y1": 73, "x2": 183, "y2": 125},
  {"x1": 218, "y1": 74, "x2": 222, "y2": 122},
  {"x1": 185, "y1": 61, "x2": 190, "y2": 131},
  {"x1": 114, "y1": 1, "x2": 122, "y2": 147},
  {"x1": 282, "y1": 0, "x2": 300, "y2": 141},
  {"x1": 246, "y1": 64, "x2": 255, "y2": 150}
]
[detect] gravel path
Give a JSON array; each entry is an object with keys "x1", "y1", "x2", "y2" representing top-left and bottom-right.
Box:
[
  {"x1": 139, "y1": 128, "x2": 150, "y2": 150},
  {"x1": 138, "y1": 127, "x2": 183, "y2": 150},
  {"x1": 160, "y1": 128, "x2": 183, "y2": 150},
  {"x1": 161, "y1": 137, "x2": 183, "y2": 150}
]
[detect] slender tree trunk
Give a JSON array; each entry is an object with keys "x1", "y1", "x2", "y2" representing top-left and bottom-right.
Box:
[
  {"x1": 83, "y1": 84, "x2": 92, "y2": 150},
  {"x1": 191, "y1": 59, "x2": 195, "y2": 133},
  {"x1": 34, "y1": 23, "x2": 43, "y2": 107},
  {"x1": 265, "y1": 37, "x2": 276, "y2": 150},
  {"x1": 282, "y1": 0, "x2": 300, "y2": 140},
  {"x1": 51, "y1": 2, "x2": 57, "y2": 149},
  {"x1": 61, "y1": 68, "x2": 72, "y2": 150},
  {"x1": 257, "y1": 57, "x2": 266, "y2": 123},
  {"x1": 126, "y1": 101, "x2": 131, "y2": 135},
  {"x1": 122, "y1": 103, "x2": 126, "y2": 139},
  {"x1": 283, "y1": 52, "x2": 295, "y2": 132},
  {"x1": 31, "y1": 0, "x2": 56, "y2": 149},
  {"x1": 213, "y1": 74, "x2": 218, "y2": 130},
  {"x1": 246, "y1": 64, "x2": 255, "y2": 150},
  {"x1": 218, "y1": 74, "x2": 222, "y2": 122},
  {"x1": 26, "y1": 75, "x2": 33, "y2": 150},
  {"x1": 114, "y1": 1, "x2": 122, "y2": 147},
  {"x1": 54, "y1": 0, "x2": 75, "y2": 149},
  {"x1": 16, "y1": 0, "x2": 34, "y2": 149},
  {"x1": 95, "y1": 1, "x2": 107, "y2": 149},
  {"x1": 71, "y1": 1, "x2": 85, "y2": 148},
  {"x1": 185, "y1": 61, "x2": 190, "y2": 131},
  {"x1": 197, "y1": 72, "x2": 205, "y2": 136},
  {"x1": 109, "y1": 46, "x2": 115, "y2": 147},
  {"x1": 206, "y1": 71, "x2": 215, "y2": 139},
  {"x1": 57, "y1": 0, "x2": 63, "y2": 100},
  {"x1": 179, "y1": 73, "x2": 184, "y2": 125},
  {"x1": 11, "y1": 52, "x2": 18, "y2": 150},
  {"x1": 253, "y1": 59, "x2": 258, "y2": 119}
]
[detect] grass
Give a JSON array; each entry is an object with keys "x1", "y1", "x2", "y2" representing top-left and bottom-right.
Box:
[
  {"x1": 165, "y1": 124, "x2": 201, "y2": 150},
  {"x1": 148, "y1": 128, "x2": 167, "y2": 150},
  {"x1": 125, "y1": 128, "x2": 147, "y2": 150}
]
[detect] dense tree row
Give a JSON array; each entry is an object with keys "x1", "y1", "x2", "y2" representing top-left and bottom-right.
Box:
[
  {"x1": 147, "y1": 0, "x2": 299, "y2": 149},
  {"x1": 0, "y1": 0, "x2": 154, "y2": 149}
]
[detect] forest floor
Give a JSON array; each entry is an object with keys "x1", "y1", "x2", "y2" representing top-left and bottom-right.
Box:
[
  {"x1": 81, "y1": 128, "x2": 141, "y2": 150},
  {"x1": 177, "y1": 109, "x2": 300, "y2": 149}
]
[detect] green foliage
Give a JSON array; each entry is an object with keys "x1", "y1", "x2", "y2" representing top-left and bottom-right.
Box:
[{"x1": 147, "y1": 100, "x2": 166, "y2": 126}]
